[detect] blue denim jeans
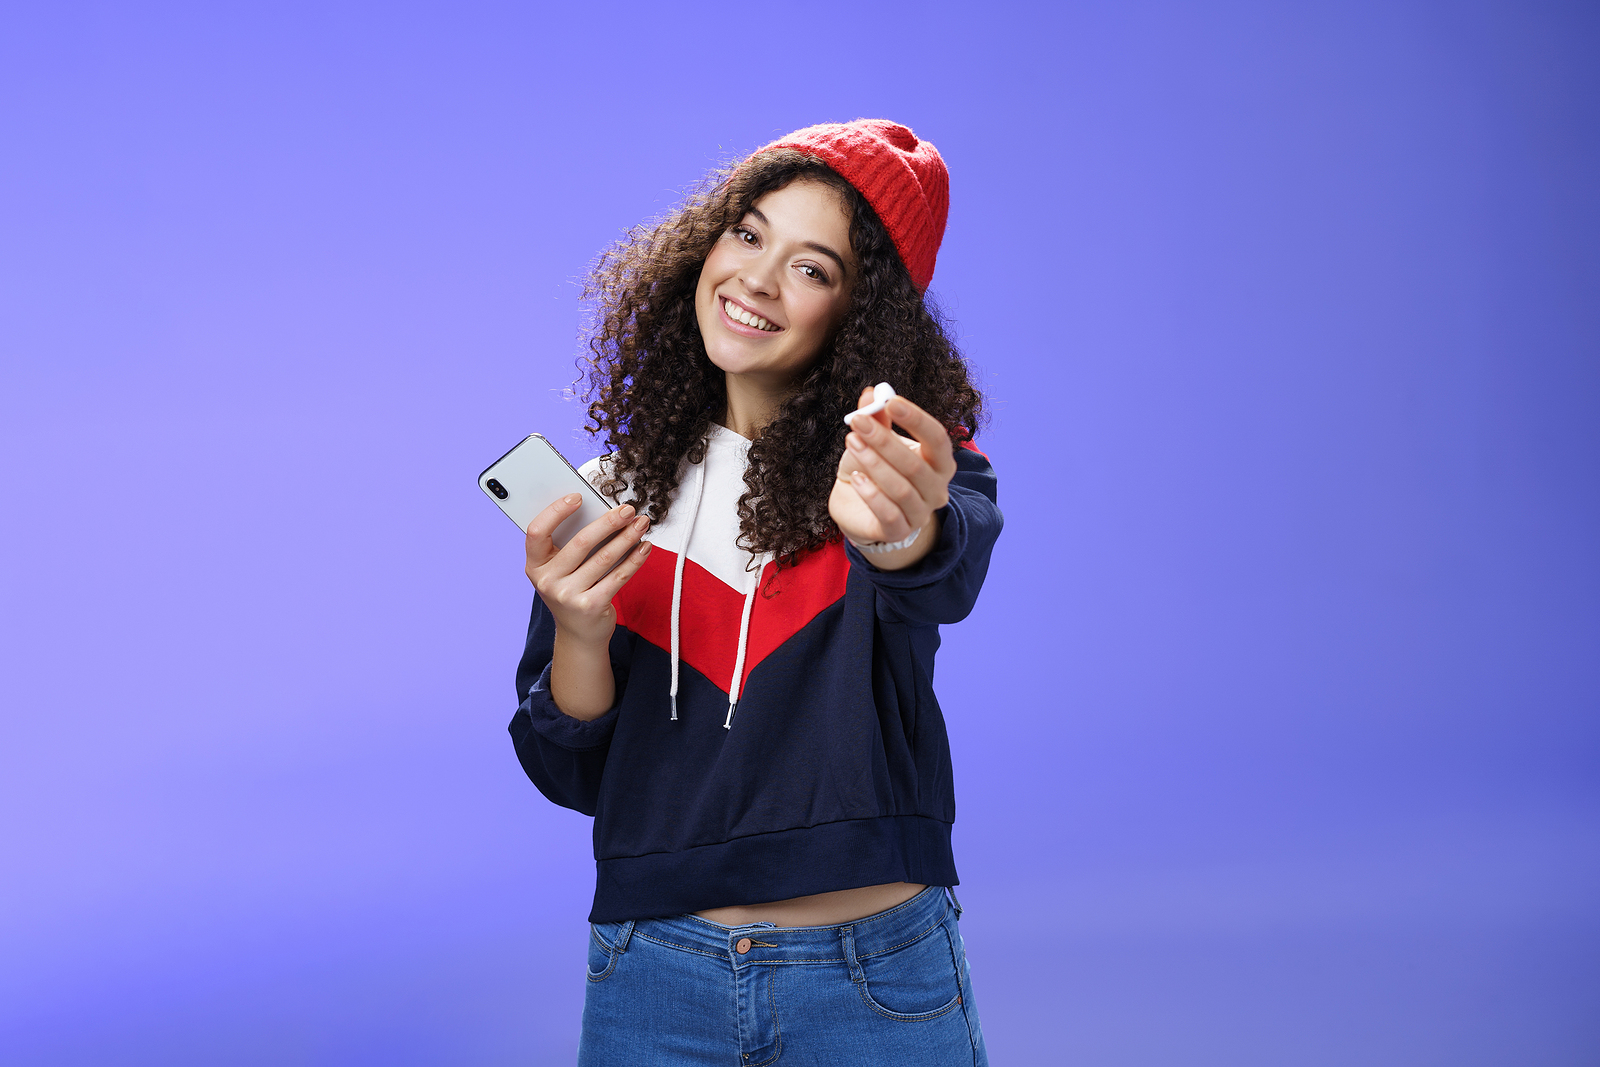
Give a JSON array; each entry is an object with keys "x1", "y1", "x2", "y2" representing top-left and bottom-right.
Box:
[{"x1": 578, "y1": 886, "x2": 987, "y2": 1066}]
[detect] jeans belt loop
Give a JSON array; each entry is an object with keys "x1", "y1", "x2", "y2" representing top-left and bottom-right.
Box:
[
  {"x1": 945, "y1": 884, "x2": 964, "y2": 920},
  {"x1": 840, "y1": 925, "x2": 866, "y2": 986},
  {"x1": 613, "y1": 920, "x2": 637, "y2": 954}
]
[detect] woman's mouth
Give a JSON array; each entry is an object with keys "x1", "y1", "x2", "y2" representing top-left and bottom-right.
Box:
[{"x1": 723, "y1": 298, "x2": 779, "y2": 332}]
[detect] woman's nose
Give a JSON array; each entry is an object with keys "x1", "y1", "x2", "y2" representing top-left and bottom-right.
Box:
[{"x1": 739, "y1": 253, "x2": 780, "y2": 296}]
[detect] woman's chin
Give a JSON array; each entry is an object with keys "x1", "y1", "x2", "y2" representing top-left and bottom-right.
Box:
[
  {"x1": 712, "y1": 358, "x2": 811, "y2": 394},
  {"x1": 707, "y1": 344, "x2": 776, "y2": 380}
]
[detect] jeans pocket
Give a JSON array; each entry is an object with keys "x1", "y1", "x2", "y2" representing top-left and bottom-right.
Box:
[
  {"x1": 587, "y1": 922, "x2": 624, "y2": 982},
  {"x1": 856, "y1": 923, "x2": 964, "y2": 1020}
]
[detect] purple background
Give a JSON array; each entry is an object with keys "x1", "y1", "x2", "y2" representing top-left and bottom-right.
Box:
[{"x1": 2, "y1": 2, "x2": 1597, "y2": 1063}]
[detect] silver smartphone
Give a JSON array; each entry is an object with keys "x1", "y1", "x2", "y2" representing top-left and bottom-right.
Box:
[{"x1": 478, "y1": 434, "x2": 613, "y2": 546}]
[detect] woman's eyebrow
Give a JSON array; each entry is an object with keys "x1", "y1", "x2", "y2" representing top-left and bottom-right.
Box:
[
  {"x1": 803, "y1": 242, "x2": 848, "y2": 275},
  {"x1": 745, "y1": 206, "x2": 848, "y2": 276}
]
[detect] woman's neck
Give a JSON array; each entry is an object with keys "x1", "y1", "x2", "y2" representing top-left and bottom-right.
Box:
[{"x1": 720, "y1": 373, "x2": 795, "y2": 440}]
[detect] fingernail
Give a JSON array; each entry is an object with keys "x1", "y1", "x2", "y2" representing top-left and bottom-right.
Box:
[
  {"x1": 847, "y1": 435, "x2": 864, "y2": 451},
  {"x1": 565, "y1": 493, "x2": 581, "y2": 505},
  {"x1": 632, "y1": 515, "x2": 649, "y2": 532},
  {"x1": 618, "y1": 504, "x2": 635, "y2": 518},
  {"x1": 638, "y1": 541, "x2": 652, "y2": 555},
  {"x1": 887, "y1": 398, "x2": 909, "y2": 417}
]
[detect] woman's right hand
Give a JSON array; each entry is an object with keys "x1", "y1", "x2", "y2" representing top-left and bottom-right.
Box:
[{"x1": 525, "y1": 495, "x2": 652, "y2": 648}]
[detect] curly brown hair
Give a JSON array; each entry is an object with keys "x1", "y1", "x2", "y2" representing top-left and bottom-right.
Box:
[{"x1": 580, "y1": 148, "x2": 985, "y2": 564}]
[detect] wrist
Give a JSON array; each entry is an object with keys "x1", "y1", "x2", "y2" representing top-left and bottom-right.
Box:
[
  {"x1": 553, "y1": 621, "x2": 612, "y2": 654},
  {"x1": 551, "y1": 626, "x2": 617, "y2": 721},
  {"x1": 846, "y1": 525, "x2": 923, "y2": 554},
  {"x1": 847, "y1": 513, "x2": 940, "y2": 571}
]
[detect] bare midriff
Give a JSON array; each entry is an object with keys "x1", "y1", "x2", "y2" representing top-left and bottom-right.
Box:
[{"x1": 694, "y1": 882, "x2": 927, "y2": 928}]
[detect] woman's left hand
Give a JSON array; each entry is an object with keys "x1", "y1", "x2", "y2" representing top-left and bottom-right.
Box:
[{"x1": 829, "y1": 388, "x2": 957, "y2": 570}]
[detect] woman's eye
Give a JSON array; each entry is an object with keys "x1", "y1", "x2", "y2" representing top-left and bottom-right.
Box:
[
  {"x1": 798, "y1": 264, "x2": 828, "y2": 283},
  {"x1": 733, "y1": 227, "x2": 757, "y2": 245}
]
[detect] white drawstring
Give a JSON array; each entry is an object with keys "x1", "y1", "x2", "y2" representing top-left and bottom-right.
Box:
[
  {"x1": 723, "y1": 554, "x2": 768, "y2": 730},
  {"x1": 668, "y1": 460, "x2": 707, "y2": 721},
  {"x1": 667, "y1": 441, "x2": 768, "y2": 729}
]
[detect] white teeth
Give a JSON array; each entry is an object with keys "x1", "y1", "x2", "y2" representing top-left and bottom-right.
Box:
[{"x1": 725, "y1": 298, "x2": 776, "y2": 331}]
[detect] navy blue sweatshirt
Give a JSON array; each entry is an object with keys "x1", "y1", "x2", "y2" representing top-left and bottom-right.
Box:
[{"x1": 509, "y1": 426, "x2": 1002, "y2": 923}]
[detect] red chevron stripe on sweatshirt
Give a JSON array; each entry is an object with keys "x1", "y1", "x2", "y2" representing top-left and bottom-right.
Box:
[{"x1": 612, "y1": 540, "x2": 849, "y2": 697}]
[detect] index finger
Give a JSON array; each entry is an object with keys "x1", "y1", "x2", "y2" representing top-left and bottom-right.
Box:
[
  {"x1": 856, "y1": 385, "x2": 895, "y2": 435},
  {"x1": 546, "y1": 502, "x2": 638, "y2": 575},
  {"x1": 884, "y1": 396, "x2": 956, "y2": 469},
  {"x1": 525, "y1": 493, "x2": 584, "y2": 549}
]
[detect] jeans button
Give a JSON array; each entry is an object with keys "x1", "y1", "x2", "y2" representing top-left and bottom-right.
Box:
[{"x1": 735, "y1": 937, "x2": 752, "y2": 954}]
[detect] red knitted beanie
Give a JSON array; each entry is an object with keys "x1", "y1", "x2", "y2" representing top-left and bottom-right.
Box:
[{"x1": 751, "y1": 119, "x2": 949, "y2": 293}]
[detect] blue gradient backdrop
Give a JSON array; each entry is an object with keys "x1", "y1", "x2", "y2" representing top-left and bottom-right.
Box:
[{"x1": 2, "y1": 2, "x2": 1597, "y2": 1063}]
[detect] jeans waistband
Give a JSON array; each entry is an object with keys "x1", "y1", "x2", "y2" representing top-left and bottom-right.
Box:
[{"x1": 599, "y1": 886, "x2": 957, "y2": 967}]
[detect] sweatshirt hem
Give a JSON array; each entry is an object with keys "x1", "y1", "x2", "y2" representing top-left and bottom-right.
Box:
[{"x1": 589, "y1": 814, "x2": 957, "y2": 923}]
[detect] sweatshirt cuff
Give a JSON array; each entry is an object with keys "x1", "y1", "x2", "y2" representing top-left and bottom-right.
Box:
[
  {"x1": 844, "y1": 494, "x2": 970, "y2": 588},
  {"x1": 519, "y1": 660, "x2": 621, "y2": 751}
]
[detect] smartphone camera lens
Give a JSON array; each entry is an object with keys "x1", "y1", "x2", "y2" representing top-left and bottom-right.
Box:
[{"x1": 486, "y1": 478, "x2": 509, "y2": 500}]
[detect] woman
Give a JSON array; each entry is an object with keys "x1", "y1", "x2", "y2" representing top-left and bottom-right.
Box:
[{"x1": 510, "y1": 120, "x2": 1000, "y2": 1066}]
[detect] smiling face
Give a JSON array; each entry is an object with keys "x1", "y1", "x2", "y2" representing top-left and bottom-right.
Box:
[{"x1": 694, "y1": 180, "x2": 857, "y2": 404}]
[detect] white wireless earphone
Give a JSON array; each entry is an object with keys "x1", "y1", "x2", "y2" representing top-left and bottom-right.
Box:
[{"x1": 842, "y1": 382, "x2": 896, "y2": 428}]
